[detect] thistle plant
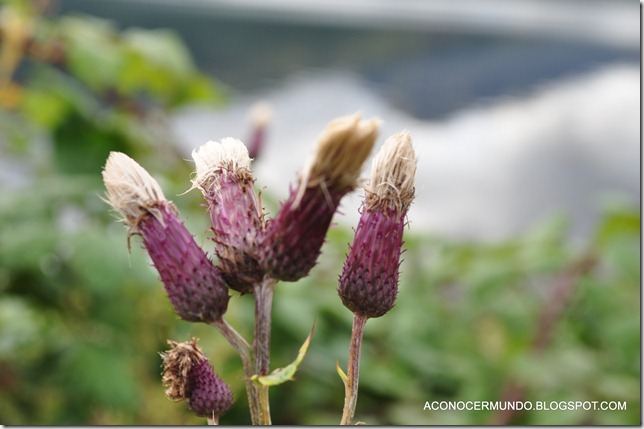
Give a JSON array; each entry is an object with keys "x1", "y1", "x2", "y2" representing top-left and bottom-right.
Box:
[
  {"x1": 338, "y1": 131, "x2": 417, "y2": 425},
  {"x1": 101, "y1": 113, "x2": 416, "y2": 425},
  {"x1": 161, "y1": 338, "x2": 233, "y2": 424}
]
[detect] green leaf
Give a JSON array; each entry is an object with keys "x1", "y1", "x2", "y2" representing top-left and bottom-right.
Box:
[
  {"x1": 594, "y1": 204, "x2": 640, "y2": 248},
  {"x1": 61, "y1": 344, "x2": 140, "y2": 411},
  {"x1": 336, "y1": 360, "x2": 347, "y2": 385},
  {"x1": 117, "y1": 28, "x2": 197, "y2": 104},
  {"x1": 59, "y1": 16, "x2": 124, "y2": 92},
  {"x1": 122, "y1": 28, "x2": 194, "y2": 78},
  {"x1": 20, "y1": 87, "x2": 70, "y2": 129},
  {"x1": 252, "y1": 320, "x2": 316, "y2": 386},
  {"x1": 178, "y1": 73, "x2": 227, "y2": 105}
]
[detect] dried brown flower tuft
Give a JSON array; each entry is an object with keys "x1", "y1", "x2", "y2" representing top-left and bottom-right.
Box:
[{"x1": 160, "y1": 338, "x2": 205, "y2": 401}]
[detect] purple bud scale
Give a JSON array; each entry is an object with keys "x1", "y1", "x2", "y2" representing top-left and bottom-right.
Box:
[
  {"x1": 338, "y1": 207, "x2": 404, "y2": 318},
  {"x1": 139, "y1": 202, "x2": 230, "y2": 323},
  {"x1": 187, "y1": 359, "x2": 234, "y2": 418},
  {"x1": 204, "y1": 167, "x2": 264, "y2": 294},
  {"x1": 261, "y1": 186, "x2": 343, "y2": 282}
]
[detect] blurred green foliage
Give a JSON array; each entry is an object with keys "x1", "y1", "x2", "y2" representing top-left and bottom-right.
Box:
[
  {"x1": 0, "y1": 1, "x2": 639, "y2": 425},
  {"x1": 266, "y1": 208, "x2": 640, "y2": 425}
]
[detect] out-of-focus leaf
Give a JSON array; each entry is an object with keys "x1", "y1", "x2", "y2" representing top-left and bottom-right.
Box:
[
  {"x1": 59, "y1": 344, "x2": 140, "y2": 411},
  {"x1": 594, "y1": 204, "x2": 640, "y2": 248},
  {"x1": 59, "y1": 16, "x2": 124, "y2": 92},
  {"x1": 20, "y1": 87, "x2": 70, "y2": 129},
  {"x1": 52, "y1": 110, "x2": 131, "y2": 175},
  {"x1": 0, "y1": 297, "x2": 42, "y2": 359},
  {"x1": 122, "y1": 28, "x2": 194, "y2": 77},
  {"x1": 117, "y1": 28, "x2": 199, "y2": 104},
  {"x1": 178, "y1": 73, "x2": 226, "y2": 105}
]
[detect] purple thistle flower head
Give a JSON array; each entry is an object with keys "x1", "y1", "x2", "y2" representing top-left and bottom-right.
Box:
[
  {"x1": 161, "y1": 338, "x2": 233, "y2": 419},
  {"x1": 260, "y1": 113, "x2": 380, "y2": 282},
  {"x1": 191, "y1": 138, "x2": 266, "y2": 294},
  {"x1": 102, "y1": 152, "x2": 230, "y2": 323},
  {"x1": 338, "y1": 131, "x2": 417, "y2": 318}
]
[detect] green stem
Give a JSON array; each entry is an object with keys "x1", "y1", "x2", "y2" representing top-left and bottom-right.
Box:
[
  {"x1": 254, "y1": 276, "x2": 275, "y2": 425},
  {"x1": 340, "y1": 313, "x2": 368, "y2": 425},
  {"x1": 212, "y1": 318, "x2": 261, "y2": 425}
]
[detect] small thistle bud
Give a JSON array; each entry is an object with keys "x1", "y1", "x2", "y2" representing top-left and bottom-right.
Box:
[
  {"x1": 191, "y1": 138, "x2": 265, "y2": 294},
  {"x1": 260, "y1": 113, "x2": 379, "y2": 281},
  {"x1": 102, "y1": 152, "x2": 230, "y2": 323},
  {"x1": 338, "y1": 131, "x2": 417, "y2": 318},
  {"x1": 246, "y1": 100, "x2": 273, "y2": 160},
  {"x1": 161, "y1": 338, "x2": 233, "y2": 419}
]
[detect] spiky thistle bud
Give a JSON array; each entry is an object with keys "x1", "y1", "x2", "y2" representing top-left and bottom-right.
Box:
[
  {"x1": 191, "y1": 138, "x2": 266, "y2": 294},
  {"x1": 102, "y1": 152, "x2": 229, "y2": 323},
  {"x1": 161, "y1": 338, "x2": 233, "y2": 420},
  {"x1": 338, "y1": 131, "x2": 417, "y2": 318},
  {"x1": 260, "y1": 113, "x2": 379, "y2": 282}
]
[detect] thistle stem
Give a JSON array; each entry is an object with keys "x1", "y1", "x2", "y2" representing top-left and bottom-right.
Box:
[
  {"x1": 254, "y1": 276, "x2": 275, "y2": 425},
  {"x1": 212, "y1": 318, "x2": 261, "y2": 425},
  {"x1": 340, "y1": 313, "x2": 368, "y2": 425},
  {"x1": 207, "y1": 416, "x2": 218, "y2": 425}
]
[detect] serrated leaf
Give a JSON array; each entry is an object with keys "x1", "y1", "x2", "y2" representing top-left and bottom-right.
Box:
[{"x1": 252, "y1": 320, "x2": 316, "y2": 386}]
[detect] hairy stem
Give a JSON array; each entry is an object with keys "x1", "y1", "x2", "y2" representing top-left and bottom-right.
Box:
[
  {"x1": 212, "y1": 318, "x2": 261, "y2": 425},
  {"x1": 254, "y1": 276, "x2": 276, "y2": 425},
  {"x1": 341, "y1": 313, "x2": 368, "y2": 425}
]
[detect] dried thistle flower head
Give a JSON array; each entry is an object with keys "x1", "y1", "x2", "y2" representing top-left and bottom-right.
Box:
[
  {"x1": 161, "y1": 339, "x2": 205, "y2": 401},
  {"x1": 191, "y1": 138, "x2": 252, "y2": 191},
  {"x1": 296, "y1": 113, "x2": 380, "y2": 205},
  {"x1": 365, "y1": 130, "x2": 417, "y2": 215},
  {"x1": 260, "y1": 113, "x2": 379, "y2": 282},
  {"x1": 338, "y1": 131, "x2": 418, "y2": 318},
  {"x1": 102, "y1": 152, "x2": 230, "y2": 323},
  {"x1": 191, "y1": 139, "x2": 266, "y2": 294},
  {"x1": 102, "y1": 152, "x2": 167, "y2": 229},
  {"x1": 161, "y1": 338, "x2": 233, "y2": 419}
]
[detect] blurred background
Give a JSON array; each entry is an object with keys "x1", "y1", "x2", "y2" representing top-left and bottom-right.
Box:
[{"x1": 0, "y1": 0, "x2": 639, "y2": 425}]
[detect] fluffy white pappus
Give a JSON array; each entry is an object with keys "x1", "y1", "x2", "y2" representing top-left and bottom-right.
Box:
[
  {"x1": 102, "y1": 152, "x2": 167, "y2": 227},
  {"x1": 367, "y1": 130, "x2": 418, "y2": 214},
  {"x1": 190, "y1": 138, "x2": 252, "y2": 191}
]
